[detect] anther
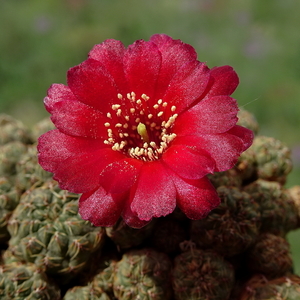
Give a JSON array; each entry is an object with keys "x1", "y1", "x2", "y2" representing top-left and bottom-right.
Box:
[
  {"x1": 112, "y1": 104, "x2": 121, "y2": 110},
  {"x1": 150, "y1": 141, "x2": 157, "y2": 148},
  {"x1": 141, "y1": 94, "x2": 149, "y2": 101},
  {"x1": 134, "y1": 147, "x2": 140, "y2": 155}
]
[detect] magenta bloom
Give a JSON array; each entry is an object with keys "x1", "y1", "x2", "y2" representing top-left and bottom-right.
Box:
[{"x1": 38, "y1": 34, "x2": 253, "y2": 228}]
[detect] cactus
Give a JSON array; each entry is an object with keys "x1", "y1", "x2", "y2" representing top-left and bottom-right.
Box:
[
  {"x1": 287, "y1": 185, "x2": 300, "y2": 227},
  {"x1": 0, "y1": 262, "x2": 61, "y2": 300},
  {"x1": 208, "y1": 168, "x2": 242, "y2": 189},
  {"x1": 237, "y1": 108, "x2": 259, "y2": 135},
  {"x1": 6, "y1": 180, "x2": 106, "y2": 284},
  {"x1": 251, "y1": 136, "x2": 293, "y2": 184},
  {"x1": 0, "y1": 109, "x2": 300, "y2": 298},
  {"x1": 244, "y1": 179, "x2": 298, "y2": 235},
  {"x1": 238, "y1": 274, "x2": 300, "y2": 300},
  {"x1": 172, "y1": 242, "x2": 235, "y2": 300},
  {"x1": 15, "y1": 144, "x2": 53, "y2": 191},
  {"x1": 0, "y1": 177, "x2": 20, "y2": 243},
  {"x1": 190, "y1": 186, "x2": 261, "y2": 257},
  {"x1": 113, "y1": 248, "x2": 172, "y2": 300},
  {"x1": 63, "y1": 255, "x2": 117, "y2": 300},
  {"x1": 63, "y1": 285, "x2": 112, "y2": 300},
  {"x1": 0, "y1": 114, "x2": 32, "y2": 145},
  {"x1": 30, "y1": 117, "x2": 55, "y2": 143},
  {"x1": 246, "y1": 233, "x2": 293, "y2": 279},
  {"x1": 0, "y1": 141, "x2": 28, "y2": 178}
]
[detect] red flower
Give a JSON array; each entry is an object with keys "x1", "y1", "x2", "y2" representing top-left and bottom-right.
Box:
[{"x1": 38, "y1": 34, "x2": 253, "y2": 228}]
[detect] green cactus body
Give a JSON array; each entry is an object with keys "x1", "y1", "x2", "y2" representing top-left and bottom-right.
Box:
[
  {"x1": 63, "y1": 256, "x2": 117, "y2": 300},
  {"x1": 31, "y1": 117, "x2": 55, "y2": 143},
  {"x1": 287, "y1": 185, "x2": 300, "y2": 227},
  {"x1": 244, "y1": 179, "x2": 298, "y2": 235},
  {"x1": 0, "y1": 141, "x2": 28, "y2": 177},
  {"x1": 0, "y1": 177, "x2": 20, "y2": 243},
  {"x1": 251, "y1": 136, "x2": 292, "y2": 184},
  {"x1": 235, "y1": 147, "x2": 257, "y2": 182},
  {"x1": 63, "y1": 285, "x2": 111, "y2": 300},
  {"x1": 15, "y1": 144, "x2": 53, "y2": 191},
  {"x1": 0, "y1": 114, "x2": 32, "y2": 146},
  {"x1": 237, "y1": 109, "x2": 259, "y2": 135},
  {"x1": 113, "y1": 248, "x2": 172, "y2": 300},
  {"x1": 190, "y1": 186, "x2": 261, "y2": 257},
  {"x1": 208, "y1": 169, "x2": 242, "y2": 189},
  {"x1": 7, "y1": 181, "x2": 105, "y2": 284},
  {"x1": 246, "y1": 233, "x2": 293, "y2": 279},
  {"x1": 239, "y1": 274, "x2": 300, "y2": 300},
  {"x1": 92, "y1": 258, "x2": 118, "y2": 295},
  {"x1": 0, "y1": 262, "x2": 61, "y2": 300},
  {"x1": 172, "y1": 245, "x2": 235, "y2": 300}
]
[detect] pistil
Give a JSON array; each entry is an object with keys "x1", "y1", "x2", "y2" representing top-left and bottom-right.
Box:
[{"x1": 137, "y1": 123, "x2": 150, "y2": 143}]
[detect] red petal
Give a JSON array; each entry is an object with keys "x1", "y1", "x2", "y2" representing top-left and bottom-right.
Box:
[
  {"x1": 150, "y1": 34, "x2": 198, "y2": 99},
  {"x1": 174, "y1": 95, "x2": 239, "y2": 135},
  {"x1": 227, "y1": 125, "x2": 254, "y2": 150},
  {"x1": 79, "y1": 187, "x2": 124, "y2": 227},
  {"x1": 130, "y1": 161, "x2": 176, "y2": 221},
  {"x1": 50, "y1": 100, "x2": 108, "y2": 139},
  {"x1": 162, "y1": 144, "x2": 215, "y2": 179},
  {"x1": 44, "y1": 84, "x2": 77, "y2": 113},
  {"x1": 37, "y1": 130, "x2": 124, "y2": 192},
  {"x1": 122, "y1": 204, "x2": 151, "y2": 229},
  {"x1": 123, "y1": 39, "x2": 161, "y2": 101},
  {"x1": 204, "y1": 65, "x2": 239, "y2": 98},
  {"x1": 67, "y1": 58, "x2": 119, "y2": 113},
  {"x1": 162, "y1": 60, "x2": 210, "y2": 113},
  {"x1": 179, "y1": 130, "x2": 251, "y2": 172},
  {"x1": 99, "y1": 158, "x2": 142, "y2": 194},
  {"x1": 171, "y1": 174, "x2": 220, "y2": 219},
  {"x1": 88, "y1": 39, "x2": 128, "y2": 92}
]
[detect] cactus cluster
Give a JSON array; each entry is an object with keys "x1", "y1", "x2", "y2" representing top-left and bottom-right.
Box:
[{"x1": 1, "y1": 110, "x2": 300, "y2": 299}]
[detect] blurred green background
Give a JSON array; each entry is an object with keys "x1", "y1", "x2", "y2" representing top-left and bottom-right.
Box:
[{"x1": 1, "y1": 0, "x2": 300, "y2": 272}]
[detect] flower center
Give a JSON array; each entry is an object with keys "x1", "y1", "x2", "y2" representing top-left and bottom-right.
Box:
[{"x1": 103, "y1": 92, "x2": 178, "y2": 161}]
